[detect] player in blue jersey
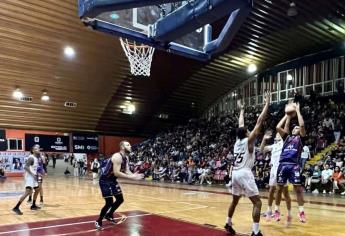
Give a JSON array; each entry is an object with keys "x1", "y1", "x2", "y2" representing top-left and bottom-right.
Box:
[
  {"x1": 274, "y1": 103, "x2": 306, "y2": 224},
  {"x1": 95, "y1": 141, "x2": 144, "y2": 230}
]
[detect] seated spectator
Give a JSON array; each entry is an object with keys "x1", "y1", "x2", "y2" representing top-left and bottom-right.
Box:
[
  {"x1": 303, "y1": 164, "x2": 314, "y2": 191},
  {"x1": 320, "y1": 164, "x2": 333, "y2": 194},
  {"x1": 199, "y1": 165, "x2": 212, "y2": 185},
  {"x1": 332, "y1": 166, "x2": 344, "y2": 193},
  {"x1": 311, "y1": 166, "x2": 321, "y2": 194}
]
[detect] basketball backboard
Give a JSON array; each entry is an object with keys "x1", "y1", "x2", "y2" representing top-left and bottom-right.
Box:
[
  {"x1": 79, "y1": 0, "x2": 252, "y2": 61},
  {"x1": 96, "y1": 2, "x2": 206, "y2": 52}
]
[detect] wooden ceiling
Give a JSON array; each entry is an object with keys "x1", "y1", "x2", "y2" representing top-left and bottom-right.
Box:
[{"x1": 0, "y1": 0, "x2": 344, "y2": 136}]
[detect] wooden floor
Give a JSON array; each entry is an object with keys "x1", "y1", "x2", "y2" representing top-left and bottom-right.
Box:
[{"x1": 0, "y1": 175, "x2": 344, "y2": 236}]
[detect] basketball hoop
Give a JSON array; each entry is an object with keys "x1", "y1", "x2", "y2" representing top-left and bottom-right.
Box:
[{"x1": 120, "y1": 38, "x2": 155, "y2": 77}]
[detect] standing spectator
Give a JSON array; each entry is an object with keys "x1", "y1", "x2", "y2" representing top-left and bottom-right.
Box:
[
  {"x1": 73, "y1": 159, "x2": 79, "y2": 177},
  {"x1": 333, "y1": 119, "x2": 342, "y2": 144},
  {"x1": 300, "y1": 145, "x2": 311, "y2": 170},
  {"x1": 91, "y1": 158, "x2": 100, "y2": 179},
  {"x1": 52, "y1": 154, "x2": 56, "y2": 169},
  {"x1": 320, "y1": 164, "x2": 333, "y2": 194},
  {"x1": 83, "y1": 158, "x2": 88, "y2": 176}
]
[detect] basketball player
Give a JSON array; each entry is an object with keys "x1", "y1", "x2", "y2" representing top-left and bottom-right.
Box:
[
  {"x1": 225, "y1": 91, "x2": 270, "y2": 236},
  {"x1": 274, "y1": 103, "x2": 306, "y2": 223},
  {"x1": 28, "y1": 153, "x2": 45, "y2": 206},
  {"x1": 12, "y1": 144, "x2": 41, "y2": 215},
  {"x1": 95, "y1": 141, "x2": 143, "y2": 230},
  {"x1": 260, "y1": 131, "x2": 292, "y2": 226}
]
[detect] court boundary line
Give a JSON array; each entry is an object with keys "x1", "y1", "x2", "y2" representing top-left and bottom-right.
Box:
[
  {"x1": 121, "y1": 181, "x2": 345, "y2": 208},
  {"x1": 0, "y1": 206, "x2": 212, "y2": 235}
]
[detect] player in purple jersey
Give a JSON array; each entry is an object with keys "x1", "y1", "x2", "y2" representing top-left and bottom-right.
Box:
[
  {"x1": 95, "y1": 141, "x2": 143, "y2": 230},
  {"x1": 275, "y1": 103, "x2": 306, "y2": 224}
]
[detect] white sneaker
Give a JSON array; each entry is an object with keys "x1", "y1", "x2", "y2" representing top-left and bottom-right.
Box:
[
  {"x1": 323, "y1": 190, "x2": 326, "y2": 194},
  {"x1": 341, "y1": 191, "x2": 345, "y2": 195},
  {"x1": 312, "y1": 189, "x2": 319, "y2": 194}
]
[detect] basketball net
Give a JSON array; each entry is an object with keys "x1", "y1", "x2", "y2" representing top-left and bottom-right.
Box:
[{"x1": 120, "y1": 38, "x2": 155, "y2": 77}]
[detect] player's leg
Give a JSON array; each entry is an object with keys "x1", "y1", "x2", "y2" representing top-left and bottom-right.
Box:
[
  {"x1": 225, "y1": 194, "x2": 240, "y2": 235},
  {"x1": 105, "y1": 193, "x2": 124, "y2": 223},
  {"x1": 265, "y1": 186, "x2": 275, "y2": 221},
  {"x1": 282, "y1": 185, "x2": 292, "y2": 226},
  {"x1": 13, "y1": 187, "x2": 33, "y2": 215},
  {"x1": 31, "y1": 186, "x2": 41, "y2": 210},
  {"x1": 244, "y1": 171, "x2": 262, "y2": 236},
  {"x1": 294, "y1": 184, "x2": 305, "y2": 222},
  {"x1": 38, "y1": 182, "x2": 44, "y2": 206},
  {"x1": 96, "y1": 197, "x2": 113, "y2": 229},
  {"x1": 248, "y1": 195, "x2": 263, "y2": 236},
  {"x1": 274, "y1": 164, "x2": 287, "y2": 221}
]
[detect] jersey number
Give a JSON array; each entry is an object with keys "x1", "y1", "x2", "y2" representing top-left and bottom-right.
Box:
[{"x1": 234, "y1": 153, "x2": 245, "y2": 164}]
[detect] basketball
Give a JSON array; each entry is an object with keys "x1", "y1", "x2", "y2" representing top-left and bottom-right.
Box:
[{"x1": 285, "y1": 103, "x2": 297, "y2": 117}]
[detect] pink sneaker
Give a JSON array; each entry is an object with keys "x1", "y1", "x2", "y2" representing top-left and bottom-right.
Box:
[
  {"x1": 274, "y1": 210, "x2": 281, "y2": 222},
  {"x1": 286, "y1": 215, "x2": 292, "y2": 227},
  {"x1": 299, "y1": 211, "x2": 306, "y2": 223}
]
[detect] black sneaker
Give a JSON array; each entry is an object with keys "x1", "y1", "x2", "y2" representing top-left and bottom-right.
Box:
[
  {"x1": 95, "y1": 221, "x2": 102, "y2": 230},
  {"x1": 251, "y1": 231, "x2": 263, "y2": 236},
  {"x1": 12, "y1": 208, "x2": 23, "y2": 215},
  {"x1": 30, "y1": 205, "x2": 41, "y2": 210},
  {"x1": 105, "y1": 215, "x2": 116, "y2": 224},
  {"x1": 224, "y1": 223, "x2": 236, "y2": 235}
]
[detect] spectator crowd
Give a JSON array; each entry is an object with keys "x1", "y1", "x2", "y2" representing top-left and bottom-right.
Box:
[{"x1": 127, "y1": 93, "x2": 345, "y2": 195}]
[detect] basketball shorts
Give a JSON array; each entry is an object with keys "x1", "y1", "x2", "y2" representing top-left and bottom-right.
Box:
[
  {"x1": 25, "y1": 174, "x2": 39, "y2": 189},
  {"x1": 99, "y1": 177, "x2": 122, "y2": 198},
  {"x1": 269, "y1": 166, "x2": 278, "y2": 187},
  {"x1": 277, "y1": 163, "x2": 301, "y2": 185},
  {"x1": 231, "y1": 169, "x2": 259, "y2": 197}
]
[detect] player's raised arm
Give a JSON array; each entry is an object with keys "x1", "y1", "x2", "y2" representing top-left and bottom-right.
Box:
[
  {"x1": 248, "y1": 91, "x2": 270, "y2": 145},
  {"x1": 276, "y1": 114, "x2": 290, "y2": 138},
  {"x1": 112, "y1": 154, "x2": 143, "y2": 180},
  {"x1": 260, "y1": 130, "x2": 273, "y2": 153},
  {"x1": 295, "y1": 103, "x2": 306, "y2": 137},
  {"x1": 238, "y1": 100, "x2": 245, "y2": 128}
]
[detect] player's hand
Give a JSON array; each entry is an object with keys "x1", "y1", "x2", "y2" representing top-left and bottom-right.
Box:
[
  {"x1": 295, "y1": 102, "x2": 301, "y2": 112},
  {"x1": 132, "y1": 173, "x2": 144, "y2": 180},
  {"x1": 263, "y1": 131, "x2": 272, "y2": 140},
  {"x1": 237, "y1": 99, "x2": 244, "y2": 110},
  {"x1": 263, "y1": 91, "x2": 271, "y2": 104}
]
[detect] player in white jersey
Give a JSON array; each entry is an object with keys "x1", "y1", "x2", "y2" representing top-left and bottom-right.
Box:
[
  {"x1": 225, "y1": 91, "x2": 270, "y2": 236},
  {"x1": 260, "y1": 131, "x2": 292, "y2": 226},
  {"x1": 12, "y1": 144, "x2": 42, "y2": 215}
]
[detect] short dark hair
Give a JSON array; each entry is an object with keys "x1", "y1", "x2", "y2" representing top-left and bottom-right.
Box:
[
  {"x1": 236, "y1": 127, "x2": 247, "y2": 140},
  {"x1": 30, "y1": 144, "x2": 40, "y2": 154},
  {"x1": 119, "y1": 140, "x2": 129, "y2": 148}
]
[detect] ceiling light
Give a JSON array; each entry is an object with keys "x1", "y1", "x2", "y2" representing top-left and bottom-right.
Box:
[
  {"x1": 64, "y1": 46, "x2": 75, "y2": 58},
  {"x1": 41, "y1": 91, "x2": 50, "y2": 101},
  {"x1": 287, "y1": 2, "x2": 298, "y2": 17},
  {"x1": 125, "y1": 96, "x2": 132, "y2": 100},
  {"x1": 287, "y1": 74, "x2": 293, "y2": 81},
  {"x1": 127, "y1": 104, "x2": 135, "y2": 113},
  {"x1": 13, "y1": 88, "x2": 23, "y2": 99},
  {"x1": 247, "y1": 63, "x2": 257, "y2": 73}
]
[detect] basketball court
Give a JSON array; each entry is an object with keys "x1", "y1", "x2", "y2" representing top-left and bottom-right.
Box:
[
  {"x1": 1, "y1": 175, "x2": 344, "y2": 236},
  {"x1": 1, "y1": 0, "x2": 345, "y2": 236}
]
